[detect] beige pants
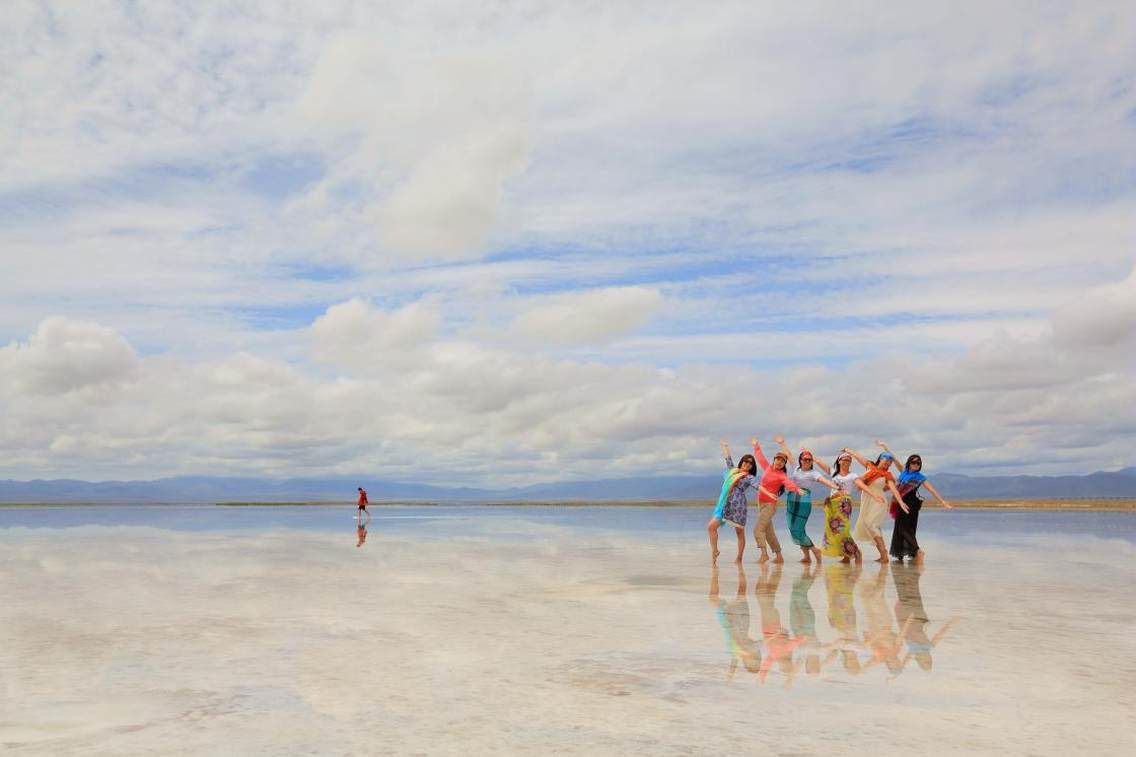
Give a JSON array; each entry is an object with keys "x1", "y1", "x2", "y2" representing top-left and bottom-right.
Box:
[{"x1": 753, "y1": 503, "x2": 781, "y2": 553}]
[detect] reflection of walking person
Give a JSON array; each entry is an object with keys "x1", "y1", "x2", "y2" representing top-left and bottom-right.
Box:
[{"x1": 356, "y1": 522, "x2": 368, "y2": 548}]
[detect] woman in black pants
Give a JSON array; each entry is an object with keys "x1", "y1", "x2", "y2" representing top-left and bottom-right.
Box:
[{"x1": 885, "y1": 449, "x2": 953, "y2": 564}]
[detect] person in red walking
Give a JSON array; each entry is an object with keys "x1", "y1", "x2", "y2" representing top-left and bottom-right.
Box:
[{"x1": 356, "y1": 487, "x2": 369, "y2": 521}]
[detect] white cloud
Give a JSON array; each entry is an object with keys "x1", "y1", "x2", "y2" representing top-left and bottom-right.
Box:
[
  {"x1": 1052, "y1": 267, "x2": 1136, "y2": 350},
  {"x1": 0, "y1": 2, "x2": 1132, "y2": 481},
  {"x1": 309, "y1": 298, "x2": 441, "y2": 370},
  {"x1": 510, "y1": 286, "x2": 664, "y2": 346},
  {"x1": 295, "y1": 35, "x2": 533, "y2": 262},
  {"x1": 0, "y1": 316, "x2": 139, "y2": 395}
]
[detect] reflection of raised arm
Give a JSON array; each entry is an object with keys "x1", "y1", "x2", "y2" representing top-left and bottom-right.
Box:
[
  {"x1": 930, "y1": 617, "x2": 959, "y2": 646},
  {"x1": 922, "y1": 480, "x2": 953, "y2": 509},
  {"x1": 854, "y1": 478, "x2": 886, "y2": 503}
]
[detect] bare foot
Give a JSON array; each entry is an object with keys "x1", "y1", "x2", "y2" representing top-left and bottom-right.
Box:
[
  {"x1": 875, "y1": 556, "x2": 888, "y2": 563},
  {"x1": 734, "y1": 554, "x2": 743, "y2": 564},
  {"x1": 854, "y1": 553, "x2": 863, "y2": 565},
  {"x1": 913, "y1": 550, "x2": 925, "y2": 565},
  {"x1": 811, "y1": 547, "x2": 822, "y2": 563},
  {"x1": 772, "y1": 554, "x2": 784, "y2": 564},
  {"x1": 757, "y1": 552, "x2": 770, "y2": 564},
  {"x1": 800, "y1": 556, "x2": 811, "y2": 564},
  {"x1": 840, "y1": 556, "x2": 850, "y2": 564},
  {"x1": 711, "y1": 550, "x2": 720, "y2": 563}
]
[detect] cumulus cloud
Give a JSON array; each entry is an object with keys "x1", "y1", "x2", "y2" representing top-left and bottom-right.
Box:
[
  {"x1": 510, "y1": 286, "x2": 665, "y2": 346},
  {"x1": 295, "y1": 35, "x2": 533, "y2": 262},
  {"x1": 0, "y1": 3, "x2": 1133, "y2": 480},
  {"x1": 1051, "y1": 267, "x2": 1136, "y2": 350},
  {"x1": 0, "y1": 316, "x2": 139, "y2": 395},
  {"x1": 309, "y1": 298, "x2": 440, "y2": 369}
]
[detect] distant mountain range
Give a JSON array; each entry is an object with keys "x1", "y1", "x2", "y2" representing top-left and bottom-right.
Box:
[{"x1": 2, "y1": 467, "x2": 1134, "y2": 503}]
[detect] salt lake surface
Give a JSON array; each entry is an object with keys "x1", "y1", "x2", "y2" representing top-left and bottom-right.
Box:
[{"x1": 2, "y1": 505, "x2": 1134, "y2": 755}]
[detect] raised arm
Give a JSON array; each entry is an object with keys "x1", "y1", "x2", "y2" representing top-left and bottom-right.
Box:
[
  {"x1": 922, "y1": 480, "x2": 953, "y2": 509},
  {"x1": 773, "y1": 434, "x2": 795, "y2": 463},
  {"x1": 721, "y1": 438, "x2": 733, "y2": 469},
  {"x1": 750, "y1": 437, "x2": 770, "y2": 470},
  {"x1": 876, "y1": 440, "x2": 902, "y2": 472},
  {"x1": 843, "y1": 447, "x2": 873, "y2": 469}
]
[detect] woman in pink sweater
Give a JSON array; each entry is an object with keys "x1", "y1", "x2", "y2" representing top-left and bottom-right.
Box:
[{"x1": 751, "y1": 438, "x2": 802, "y2": 564}]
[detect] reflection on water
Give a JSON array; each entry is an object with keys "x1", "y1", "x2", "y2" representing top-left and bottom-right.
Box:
[
  {"x1": 1, "y1": 507, "x2": 1133, "y2": 755},
  {"x1": 710, "y1": 561, "x2": 958, "y2": 686},
  {"x1": 892, "y1": 563, "x2": 958, "y2": 675}
]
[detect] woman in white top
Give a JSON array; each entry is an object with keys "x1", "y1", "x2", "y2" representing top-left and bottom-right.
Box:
[
  {"x1": 817, "y1": 451, "x2": 885, "y2": 563},
  {"x1": 774, "y1": 436, "x2": 839, "y2": 565}
]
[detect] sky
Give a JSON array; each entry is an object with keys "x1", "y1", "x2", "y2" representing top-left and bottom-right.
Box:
[{"x1": 0, "y1": 1, "x2": 1134, "y2": 485}]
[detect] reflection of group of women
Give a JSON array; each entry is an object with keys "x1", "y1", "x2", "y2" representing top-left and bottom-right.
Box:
[
  {"x1": 708, "y1": 437, "x2": 953, "y2": 566},
  {"x1": 709, "y1": 561, "x2": 958, "y2": 684}
]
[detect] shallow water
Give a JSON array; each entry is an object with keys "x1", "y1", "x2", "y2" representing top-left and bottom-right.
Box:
[{"x1": 1, "y1": 506, "x2": 1134, "y2": 755}]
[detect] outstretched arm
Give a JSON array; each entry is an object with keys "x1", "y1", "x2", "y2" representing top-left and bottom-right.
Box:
[
  {"x1": 854, "y1": 478, "x2": 885, "y2": 503},
  {"x1": 815, "y1": 473, "x2": 840, "y2": 491},
  {"x1": 922, "y1": 480, "x2": 953, "y2": 509},
  {"x1": 721, "y1": 439, "x2": 734, "y2": 469},
  {"x1": 886, "y1": 479, "x2": 909, "y2": 513},
  {"x1": 813, "y1": 455, "x2": 832, "y2": 476}
]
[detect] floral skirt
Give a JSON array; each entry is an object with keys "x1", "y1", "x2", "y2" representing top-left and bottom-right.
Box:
[{"x1": 821, "y1": 493, "x2": 860, "y2": 559}]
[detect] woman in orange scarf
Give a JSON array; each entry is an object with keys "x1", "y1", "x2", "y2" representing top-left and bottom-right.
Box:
[{"x1": 848, "y1": 443, "x2": 907, "y2": 562}]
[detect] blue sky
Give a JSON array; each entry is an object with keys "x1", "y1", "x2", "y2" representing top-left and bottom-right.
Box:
[{"x1": 0, "y1": 1, "x2": 1133, "y2": 484}]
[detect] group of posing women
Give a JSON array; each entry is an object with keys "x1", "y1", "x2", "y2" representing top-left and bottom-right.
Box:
[{"x1": 707, "y1": 437, "x2": 953, "y2": 566}]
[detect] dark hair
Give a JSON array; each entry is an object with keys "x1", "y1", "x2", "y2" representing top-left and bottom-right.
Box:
[
  {"x1": 798, "y1": 450, "x2": 813, "y2": 467},
  {"x1": 357, "y1": 487, "x2": 363, "y2": 491},
  {"x1": 874, "y1": 454, "x2": 889, "y2": 467},
  {"x1": 737, "y1": 454, "x2": 757, "y2": 474},
  {"x1": 904, "y1": 455, "x2": 922, "y2": 471}
]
